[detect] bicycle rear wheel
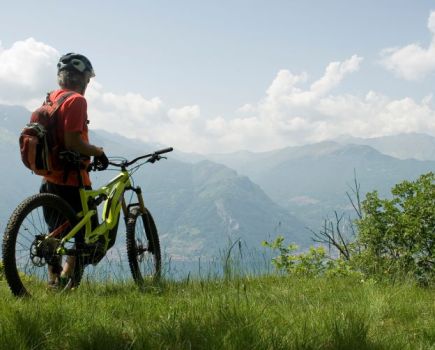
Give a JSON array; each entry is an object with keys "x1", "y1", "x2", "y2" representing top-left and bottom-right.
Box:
[
  {"x1": 126, "y1": 207, "x2": 161, "y2": 287},
  {"x1": 2, "y1": 193, "x2": 84, "y2": 297}
]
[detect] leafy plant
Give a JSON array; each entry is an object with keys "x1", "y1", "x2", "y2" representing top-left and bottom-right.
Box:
[
  {"x1": 262, "y1": 237, "x2": 361, "y2": 277},
  {"x1": 264, "y1": 172, "x2": 434, "y2": 284},
  {"x1": 356, "y1": 172, "x2": 434, "y2": 284}
]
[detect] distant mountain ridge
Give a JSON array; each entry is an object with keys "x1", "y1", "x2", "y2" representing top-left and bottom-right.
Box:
[
  {"x1": 0, "y1": 104, "x2": 308, "y2": 259},
  {"x1": 1, "y1": 103, "x2": 434, "y2": 256},
  {"x1": 0, "y1": 104, "x2": 29, "y2": 135},
  {"x1": 334, "y1": 133, "x2": 435, "y2": 161},
  {"x1": 199, "y1": 141, "x2": 435, "y2": 229}
]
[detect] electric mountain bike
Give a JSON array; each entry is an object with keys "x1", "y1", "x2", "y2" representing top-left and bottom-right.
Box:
[{"x1": 2, "y1": 147, "x2": 173, "y2": 296}]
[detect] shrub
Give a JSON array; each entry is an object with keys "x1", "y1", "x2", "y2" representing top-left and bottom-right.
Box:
[
  {"x1": 356, "y1": 172, "x2": 434, "y2": 284},
  {"x1": 264, "y1": 172, "x2": 434, "y2": 284},
  {"x1": 262, "y1": 237, "x2": 361, "y2": 278}
]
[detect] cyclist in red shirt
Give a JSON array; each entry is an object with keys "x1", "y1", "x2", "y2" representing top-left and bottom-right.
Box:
[{"x1": 41, "y1": 53, "x2": 108, "y2": 287}]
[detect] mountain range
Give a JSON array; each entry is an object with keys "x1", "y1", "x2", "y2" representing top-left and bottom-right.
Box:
[
  {"x1": 1, "y1": 104, "x2": 434, "y2": 261},
  {"x1": 0, "y1": 105, "x2": 307, "y2": 260},
  {"x1": 200, "y1": 142, "x2": 434, "y2": 229},
  {"x1": 334, "y1": 133, "x2": 435, "y2": 161}
]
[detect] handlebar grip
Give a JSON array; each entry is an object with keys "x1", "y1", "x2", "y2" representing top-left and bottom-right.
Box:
[{"x1": 155, "y1": 147, "x2": 174, "y2": 155}]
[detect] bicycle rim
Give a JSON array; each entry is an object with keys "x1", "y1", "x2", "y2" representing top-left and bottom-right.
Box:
[{"x1": 126, "y1": 208, "x2": 161, "y2": 287}]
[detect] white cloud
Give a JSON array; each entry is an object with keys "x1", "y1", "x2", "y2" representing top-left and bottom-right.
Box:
[
  {"x1": 87, "y1": 82, "x2": 209, "y2": 150},
  {"x1": 381, "y1": 11, "x2": 435, "y2": 80},
  {"x1": 0, "y1": 38, "x2": 59, "y2": 108},
  {"x1": 86, "y1": 81, "x2": 163, "y2": 135},
  {"x1": 315, "y1": 93, "x2": 435, "y2": 138},
  {"x1": 429, "y1": 11, "x2": 435, "y2": 33},
  {"x1": 201, "y1": 55, "x2": 435, "y2": 151},
  {"x1": 168, "y1": 105, "x2": 200, "y2": 124},
  {"x1": 310, "y1": 55, "x2": 362, "y2": 96},
  {"x1": 1, "y1": 38, "x2": 435, "y2": 154},
  {"x1": 236, "y1": 103, "x2": 256, "y2": 115},
  {"x1": 263, "y1": 55, "x2": 363, "y2": 111}
]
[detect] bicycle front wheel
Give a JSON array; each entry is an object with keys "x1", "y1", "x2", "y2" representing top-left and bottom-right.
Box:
[
  {"x1": 2, "y1": 193, "x2": 84, "y2": 297},
  {"x1": 126, "y1": 207, "x2": 161, "y2": 287}
]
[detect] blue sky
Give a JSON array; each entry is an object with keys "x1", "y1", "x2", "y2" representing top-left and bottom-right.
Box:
[{"x1": 1, "y1": 1, "x2": 434, "y2": 152}]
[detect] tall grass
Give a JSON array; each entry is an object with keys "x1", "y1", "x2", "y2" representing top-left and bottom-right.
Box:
[{"x1": 0, "y1": 275, "x2": 433, "y2": 349}]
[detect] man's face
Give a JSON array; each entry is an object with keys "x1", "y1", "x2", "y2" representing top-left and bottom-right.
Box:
[{"x1": 82, "y1": 71, "x2": 92, "y2": 94}]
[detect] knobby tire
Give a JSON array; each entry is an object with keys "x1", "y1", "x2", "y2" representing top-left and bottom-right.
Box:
[
  {"x1": 126, "y1": 207, "x2": 161, "y2": 288},
  {"x1": 2, "y1": 193, "x2": 84, "y2": 297}
]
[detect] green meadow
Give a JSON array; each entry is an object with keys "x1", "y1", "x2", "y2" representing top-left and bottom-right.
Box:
[{"x1": 0, "y1": 275, "x2": 433, "y2": 350}]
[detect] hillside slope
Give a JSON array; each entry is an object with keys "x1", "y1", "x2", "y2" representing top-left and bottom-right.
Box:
[
  {"x1": 128, "y1": 159, "x2": 308, "y2": 258},
  {"x1": 204, "y1": 142, "x2": 435, "y2": 228}
]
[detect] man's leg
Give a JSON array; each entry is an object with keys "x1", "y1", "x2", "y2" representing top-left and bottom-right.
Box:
[
  {"x1": 40, "y1": 181, "x2": 63, "y2": 285},
  {"x1": 40, "y1": 180, "x2": 83, "y2": 283}
]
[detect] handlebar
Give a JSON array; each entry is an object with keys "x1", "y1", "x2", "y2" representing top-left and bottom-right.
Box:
[{"x1": 108, "y1": 147, "x2": 174, "y2": 168}]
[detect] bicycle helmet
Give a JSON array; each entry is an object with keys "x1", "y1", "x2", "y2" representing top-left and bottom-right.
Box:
[{"x1": 57, "y1": 53, "x2": 95, "y2": 77}]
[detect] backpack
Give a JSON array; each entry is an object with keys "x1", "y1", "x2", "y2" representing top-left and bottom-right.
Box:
[{"x1": 19, "y1": 91, "x2": 75, "y2": 175}]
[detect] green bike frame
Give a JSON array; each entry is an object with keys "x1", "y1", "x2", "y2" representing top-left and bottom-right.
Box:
[
  {"x1": 52, "y1": 147, "x2": 173, "y2": 257},
  {"x1": 56, "y1": 169, "x2": 136, "y2": 255}
]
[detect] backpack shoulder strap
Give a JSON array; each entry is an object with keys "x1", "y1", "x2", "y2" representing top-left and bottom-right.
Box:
[{"x1": 48, "y1": 91, "x2": 77, "y2": 117}]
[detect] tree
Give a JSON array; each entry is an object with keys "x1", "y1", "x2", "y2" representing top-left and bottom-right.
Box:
[{"x1": 356, "y1": 172, "x2": 434, "y2": 283}]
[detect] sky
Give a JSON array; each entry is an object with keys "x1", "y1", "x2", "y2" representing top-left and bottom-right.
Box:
[{"x1": 0, "y1": 1, "x2": 435, "y2": 153}]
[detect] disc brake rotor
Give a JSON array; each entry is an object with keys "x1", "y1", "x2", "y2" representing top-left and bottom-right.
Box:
[{"x1": 29, "y1": 236, "x2": 61, "y2": 267}]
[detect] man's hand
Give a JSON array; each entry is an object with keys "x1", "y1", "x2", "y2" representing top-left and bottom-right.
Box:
[{"x1": 94, "y1": 152, "x2": 109, "y2": 171}]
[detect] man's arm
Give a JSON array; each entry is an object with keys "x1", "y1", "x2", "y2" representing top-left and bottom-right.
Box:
[{"x1": 64, "y1": 131, "x2": 104, "y2": 157}]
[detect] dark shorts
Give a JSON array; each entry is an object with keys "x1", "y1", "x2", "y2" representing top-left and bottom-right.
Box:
[
  {"x1": 40, "y1": 180, "x2": 98, "y2": 244},
  {"x1": 40, "y1": 180, "x2": 84, "y2": 214}
]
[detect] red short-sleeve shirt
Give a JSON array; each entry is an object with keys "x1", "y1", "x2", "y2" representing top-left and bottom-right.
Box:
[{"x1": 43, "y1": 89, "x2": 92, "y2": 187}]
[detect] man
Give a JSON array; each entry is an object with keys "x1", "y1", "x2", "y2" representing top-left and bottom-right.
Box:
[{"x1": 41, "y1": 53, "x2": 108, "y2": 287}]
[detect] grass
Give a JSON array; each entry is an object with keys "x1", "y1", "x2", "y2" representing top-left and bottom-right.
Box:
[{"x1": 0, "y1": 275, "x2": 433, "y2": 349}]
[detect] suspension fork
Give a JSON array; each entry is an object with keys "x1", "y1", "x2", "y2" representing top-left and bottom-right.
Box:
[
  {"x1": 123, "y1": 186, "x2": 147, "y2": 217},
  {"x1": 136, "y1": 186, "x2": 147, "y2": 213},
  {"x1": 121, "y1": 196, "x2": 129, "y2": 218}
]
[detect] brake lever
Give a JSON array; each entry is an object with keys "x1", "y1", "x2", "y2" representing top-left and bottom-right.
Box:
[{"x1": 147, "y1": 154, "x2": 166, "y2": 164}]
